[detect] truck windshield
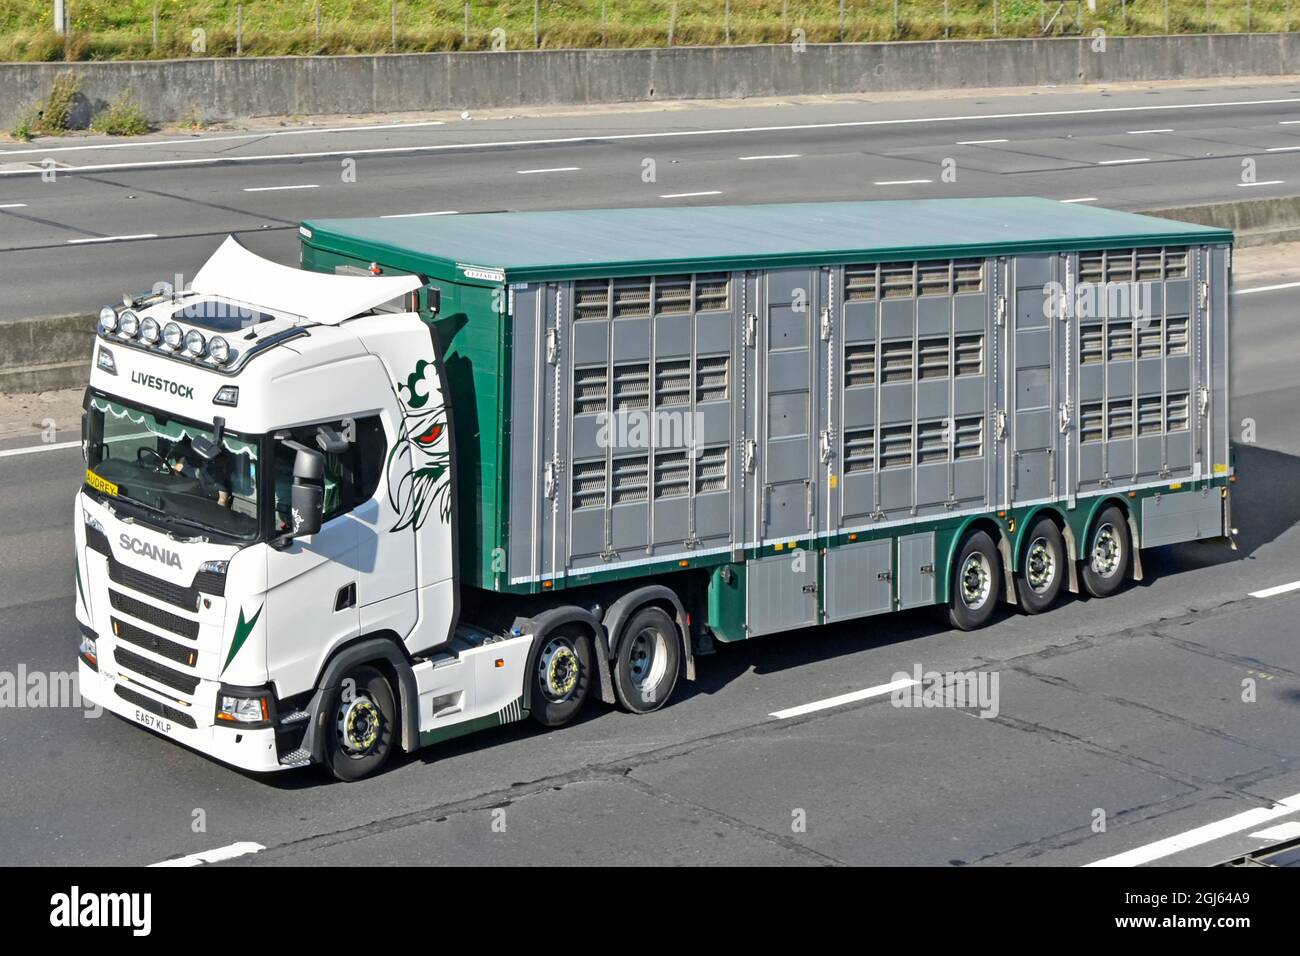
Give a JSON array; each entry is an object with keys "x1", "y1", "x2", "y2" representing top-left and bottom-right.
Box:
[{"x1": 84, "y1": 394, "x2": 261, "y2": 541}]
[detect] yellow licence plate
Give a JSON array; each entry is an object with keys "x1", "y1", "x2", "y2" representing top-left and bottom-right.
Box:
[{"x1": 85, "y1": 469, "x2": 119, "y2": 497}]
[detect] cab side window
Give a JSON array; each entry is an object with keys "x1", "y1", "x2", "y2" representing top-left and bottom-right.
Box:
[{"x1": 272, "y1": 416, "x2": 387, "y2": 532}]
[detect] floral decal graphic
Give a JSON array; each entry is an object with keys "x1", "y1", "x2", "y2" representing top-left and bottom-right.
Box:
[{"x1": 387, "y1": 359, "x2": 452, "y2": 532}]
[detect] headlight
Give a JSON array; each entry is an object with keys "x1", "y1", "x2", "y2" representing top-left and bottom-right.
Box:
[
  {"x1": 98, "y1": 306, "x2": 118, "y2": 332},
  {"x1": 83, "y1": 510, "x2": 106, "y2": 535},
  {"x1": 198, "y1": 559, "x2": 229, "y2": 575},
  {"x1": 162, "y1": 321, "x2": 183, "y2": 349},
  {"x1": 118, "y1": 309, "x2": 140, "y2": 337},
  {"x1": 216, "y1": 692, "x2": 270, "y2": 725},
  {"x1": 78, "y1": 630, "x2": 98, "y2": 669},
  {"x1": 207, "y1": 335, "x2": 230, "y2": 364},
  {"x1": 184, "y1": 329, "x2": 206, "y2": 357},
  {"x1": 139, "y1": 316, "x2": 161, "y2": 345}
]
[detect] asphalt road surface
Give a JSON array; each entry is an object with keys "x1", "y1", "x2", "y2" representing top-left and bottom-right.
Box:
[
  {"x1": 1, "y1": 79, "x2": 1299, "y2": 867},
  {"x1": 3, "y1": 77, "x2": 1300, "y2": 320}
]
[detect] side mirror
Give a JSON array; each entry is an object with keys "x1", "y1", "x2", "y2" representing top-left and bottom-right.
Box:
[
  {"x1": 80, "y1": 413, "x2": 88, "y2": 462},
  {"x1": 287, "y1": 445, "x2": 324, "y2": 538}
]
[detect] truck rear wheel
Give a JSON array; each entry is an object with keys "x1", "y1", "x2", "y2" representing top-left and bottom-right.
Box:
[
  {"x1": 947, "y1": 530, "x2": 1002, "y2": 631},
  {"x1": 530, "y1": 627, "x2": 593, "y2": 728},
  {"x1": 613, "y1": 606, "x2": 681, "y2": 714},
  {"x1": 1081, "y1": 506, "x2": 1130, "y2": 598},
  {"x1": 1017, "y1": 517, "x2": 1065, "y2": 614},
  {"x1": 324, "y1": 664, "x2": 396, "y2": 782}
]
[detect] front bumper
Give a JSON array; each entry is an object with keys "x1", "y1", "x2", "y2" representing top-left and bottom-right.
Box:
[{"x1": 79, "y1": 659, "x2": 290, "y2": 774}]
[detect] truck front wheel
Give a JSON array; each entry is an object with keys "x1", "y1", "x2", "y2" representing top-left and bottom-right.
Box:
[
  {"x1": 324, "y1": 664, "x2": 396, "y2": 782},
  {"x1": 530, "y1": 627, "x2": 593, "y2": 728},
  {"x1": 613, "y1": 606, "x2": 681, "y2": 714}
]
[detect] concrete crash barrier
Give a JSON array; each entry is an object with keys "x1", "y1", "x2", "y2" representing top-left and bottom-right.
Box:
[
  {"x1": 1143, "y1": 196, "x2": 1300, "y2": 248},
  {"x1": 4, "y1": 32, "x2": 1300, "y2": 128}
]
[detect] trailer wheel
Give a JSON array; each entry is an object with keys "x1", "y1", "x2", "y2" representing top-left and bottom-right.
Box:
[
  {"x1": 324, "y1": 664, "x2": 396, "y2": 782},
  {"x1": 1081, "y1": 505, "x2": 1130, "y2": 598},
  {"x1": 530, "y1": 627, "x2": 593, "y2": 728},
  {"x1": 1017, "y1": 517, "x2": 1066, "y2": 614},
  {"x1": 947, "y1": 530, "x2": 1002, "y2": 631},
  {"x1": 613, "y1": 606, "x2": 681, "y2": 714}
]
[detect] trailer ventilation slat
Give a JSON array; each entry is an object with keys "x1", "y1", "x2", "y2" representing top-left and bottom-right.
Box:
[
  {"x1": 954, "y1": 416, "x2": 984, "y2": 459},
  {"x1": 653, "y1": 451, "x2": 689, "y2": 499},
  {"x1": 880, "y1": 340, "x2": 914, "y2": 384},
  {"x1": 881, "y1": 263, "x2": 916, "y2": 299},
  {"x1": 573, "y1": 366, "x2": 609, "y2": 415},
  {"x1": 844, "y1": 343, "x2": 876, "y2": 388},
  {"x1": 1167, "y1": 393, "x2": 1190, "y2": 431},
  {"x1": 880, "y1": 424, "x2": 912, "y2": 469},
  {"x1": 1080, "y1": 247, "x2": 1188, "y2": 283},
  {"x1": 654, "y1": 360, "x2": 691, "y2": 407},
  {"x1": 1107, "y1": 321, "x2": 1134, "y2": 362},
  {"x1": 654, "y1": 275, "x2": 692, "y2": 315},
  {"x1": 695, "y1": 273, "x2": 730, "y2": 312},
  {"x1": 1138, "y1": 396, "x2": 1163, "y2": 436},
  {"x1": 917, "y1": 419, "x2": 949, "y2": 464},
  {"x1": 574, "y1": 279, "x2": 610, "y2": 320},
  {"x1": 1165, "y1": 247, "x2": 1189, "y2": 279},
  {"x1": 612, "y1": 277, "x2": 652, "y2": 319},
  {"x1": 694, "y1": 446, "x2": 728, "y2": 493},
  {"x1": 843, "y1": 427, "x2": 875, "y2": 473},
  {"x1": 1136, "y1": 248, "x2": 1163, "y2": 282},
  {"x1": 696, "y1": 355, "x2": 730, "y2": 403},
  {"x1": 612, "y1": 362, "x2": 650, "y2": 410},
  {"x1": 1137, "y1": 321, "x2": 1163, "y2": 359},
  {"x1": 1080, "y1": 324, "x2": 1104, "y2": 364},
  {"x1": 1105, "y1": 249, "x2": 1136, "y2": 283},
  {"x1": 572, "y1": 460, "x2": 606, "y2": 510},
  {"x1": 612, "y1": 455, "x2": 649, "y2": 504},
  {"x1": 1080, "y1": 402, "x2": 1104, "y2": 443},
  {"x1": 954, "y1": 258, "x2": 985, "y2": 294},
  {"x1": 844, "y1": 264, "x2": 878, "y2": 302},
  {"x1": 918, "y1": 336, "x2": 951, "y2": 380},
  {"x1": 918, "y1": 260, "x2": 951, "y2": 297},
  {"x1": 954, "y1": 333, "x2": 984, "y2": 376},
  {"x1": 1079, "y1": 251, "x2": 1105, "y2": 284},
  {"x1": 1167, "y1": 315, "x2": 1189, "y2": 354},
  {"x1": 1107, "y1": 400, "x2": 1134, "y2": 439}
]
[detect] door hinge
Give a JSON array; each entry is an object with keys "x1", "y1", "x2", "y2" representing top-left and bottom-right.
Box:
[
  {"x1": 819, "y1": 429, "x2": 833, "y2": 464},
  {"x1": 995, "y1": 410, "x2": 1008, "y2": 441},
  {"x1": 545, "y1": 327, "x2": 559, "y2": 364},
  {"x1": 819, "y1": 307, "x2": 832, "y2": 342},
  {"x1": 1197, "y1": 384, "x2": 1210, "y2": 416},
  {"x1": 1198, "y1": 280, "x2": 1209, "y2": 310},
  {"x1": 745, "y1": 312, "x2": 757, "y2": 348},
  {"x1": 877, "y1": 570, "x2": 892, "y2": 582},
  {"x1": 543, "y1": 461, "x2": 556, "y2": 499},
  {"x1": 801, "y1": 584, "x2": 818, "y2": 594},
  {"x1": 1058, "y1": 400, "x2": 1072, "y2": 433},
  {"x1": 744, "y1": 439, "x2": 757, "y2": 472},
  {"x1": 919, "y1": 564, "x2": 935, "y2": 575},
  {"x1": 996, "y1": 295, "x2": 1007, "y2": 326}
]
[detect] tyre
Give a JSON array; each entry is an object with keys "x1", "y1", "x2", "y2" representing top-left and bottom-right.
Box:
[
  {"x1": 947, "y1": 530, "x2": 1002, "y2": 631},
  {"x1": 1081, "y1": 505, "x2": 1131, "y2": 598},
  {"x1": 1017, "y1": 517, "x2": 1066, "y2": 614},
  {"x1": 530, "y1": 627, "x2": 593, "y2": 728},
  {"x1": 612, "y1": 606, "x2": 681, "y2": 714},
  {"x1": 324, "y1": 664, "x2": 396, "y2": 782}
]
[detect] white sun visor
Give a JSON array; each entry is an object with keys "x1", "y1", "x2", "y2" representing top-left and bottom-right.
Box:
[{"x1": 190, "y1": 235, "x2": 422, "y2": 325}]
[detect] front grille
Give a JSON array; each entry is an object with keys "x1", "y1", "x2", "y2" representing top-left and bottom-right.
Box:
[
  {"x1": 109, "y1": 590, "x2": 199, "y2": 639},
  {"x1": 112, "y1": 617, "x2": 197, "y2": 668},
  {"x1": 114, "y1": 684, "x2": 197, "y2": 729},
  {"x1": 113, "y1": 647, "x2": 200, "y2": 695},
  {"x1": 109, "y1": 560, "x2": 199, "y2": 612}
]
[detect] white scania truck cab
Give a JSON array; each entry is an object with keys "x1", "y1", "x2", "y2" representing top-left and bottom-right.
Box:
[{"x1": 76, "y1": 237, "x2": 561, "y2": 781}]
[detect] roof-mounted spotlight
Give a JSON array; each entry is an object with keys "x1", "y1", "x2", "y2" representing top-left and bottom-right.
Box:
[
  {"x1": 118, "y1": 310, "x2": 140, "y2": 338},
  {"x1": 162, "y1": 322, "x2": 184, "y2": 350}
]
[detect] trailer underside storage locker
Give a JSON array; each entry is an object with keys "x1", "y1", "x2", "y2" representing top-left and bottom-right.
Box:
[{"x1": 300, "y1": 198, "x2": 1232, "y2": 641}]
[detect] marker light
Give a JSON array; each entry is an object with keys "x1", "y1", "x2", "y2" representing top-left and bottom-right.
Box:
[
  {"x1": 78, "y1": 630, "x2": 98, "y2": 669},
  {"x1": 139, "y1": 316, "x2": 161, "y2": 345},
  {"x1": 95, "y1": 346, "x2": 117, "y2": 375},
  {"x1": 98, "y1": 307, "x2": 118, "y2": 332},
  {"x1": 117, "y1": 309, "x2": 139, "y2": 337},
  {"x1": 183, "y1": 329, "x2": 206, "y2": 356},
  {"x1": 207, "y1": 335, "x2": 230, "y2": 365},
  {"x1": 162, "y1": 321, "x2": 183, "y2": 349}
]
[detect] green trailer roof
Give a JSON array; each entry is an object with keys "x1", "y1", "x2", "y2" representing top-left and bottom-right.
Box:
[{"x1": 302, "y1": 197, "x2": 1232, "y2": 283}]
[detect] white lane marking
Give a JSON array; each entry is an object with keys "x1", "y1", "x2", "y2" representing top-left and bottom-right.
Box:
[
  {"x1": 517, "y1": 166, "x2": 580, "y2": 174},
  {"x1": 66, "y1": 233, "x2": 157, "y2": 244},
  {"x1": 1060, "y1": 196, "x2": 1099, "y2": 203},
  {"x1": 874, "y1": 178, "x2": 932, "y2": 185},
  {"x1": 7, "y1": 97, "x2": 1300, "y2": 176},
  {"x1": 956, "y1": 138, "x2": 1008, "y2": 145},
  {"x1": 149, "y1": 841, "x2": 266, "y2": 868},
  {"x1": 0, "y1": 202, "x2": 27, "y2": 208},
  {"x1": 379, "y1": 210, "x2": 458, "y2": 218},
  {"x1": 1234, "y1": 280, "x2": 1300, "y2": 295},
  {"x1": 1267, "y1": 145, "x2": 1300, "y2": 152},
  {"x1": 1127, "y1": 128, "x2": 1174, "y2": 134},
  {"x1": 0, "y1": 121, "x2": 447, "y2": 157},
  {"x1": 738, "y1": 153, "x2": 802, "y2": 160},
  {"x1": 660, "y1": 190, "x2": 723, "y2": 198},
  {"x1": 1281, "y1": 120, "x2": 1300, "y2": 124},
  {"x1": 1249, "y1": 821, "x2": 1300, "y2": 841},
  {"x1": 1085, "y1": 792, "x2": 1300, "y2": 867},
  {"x1": 1249, "y1": 579, "x2": 1300, "y2": 598},
  {"x1": 1097, "y1": 157, "x2": 1151, "y2": 165},
  {"x1": 1238, "y1": 179, "x2": 1286, "y2": 186},
  {"x1": 770, "y1": 678, "x2": 919, "y2": 720},
  {"x1": 0, "y1": 440, "x2": 82, "y2": 459},
  {"x1": 243, "y1": 184, "x2": 319, "y2": 192}
]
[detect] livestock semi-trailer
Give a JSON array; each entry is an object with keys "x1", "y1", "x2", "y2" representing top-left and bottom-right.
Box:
[{"x1": 75, "y1": 198, "x2": 1234, "y2": 779}]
